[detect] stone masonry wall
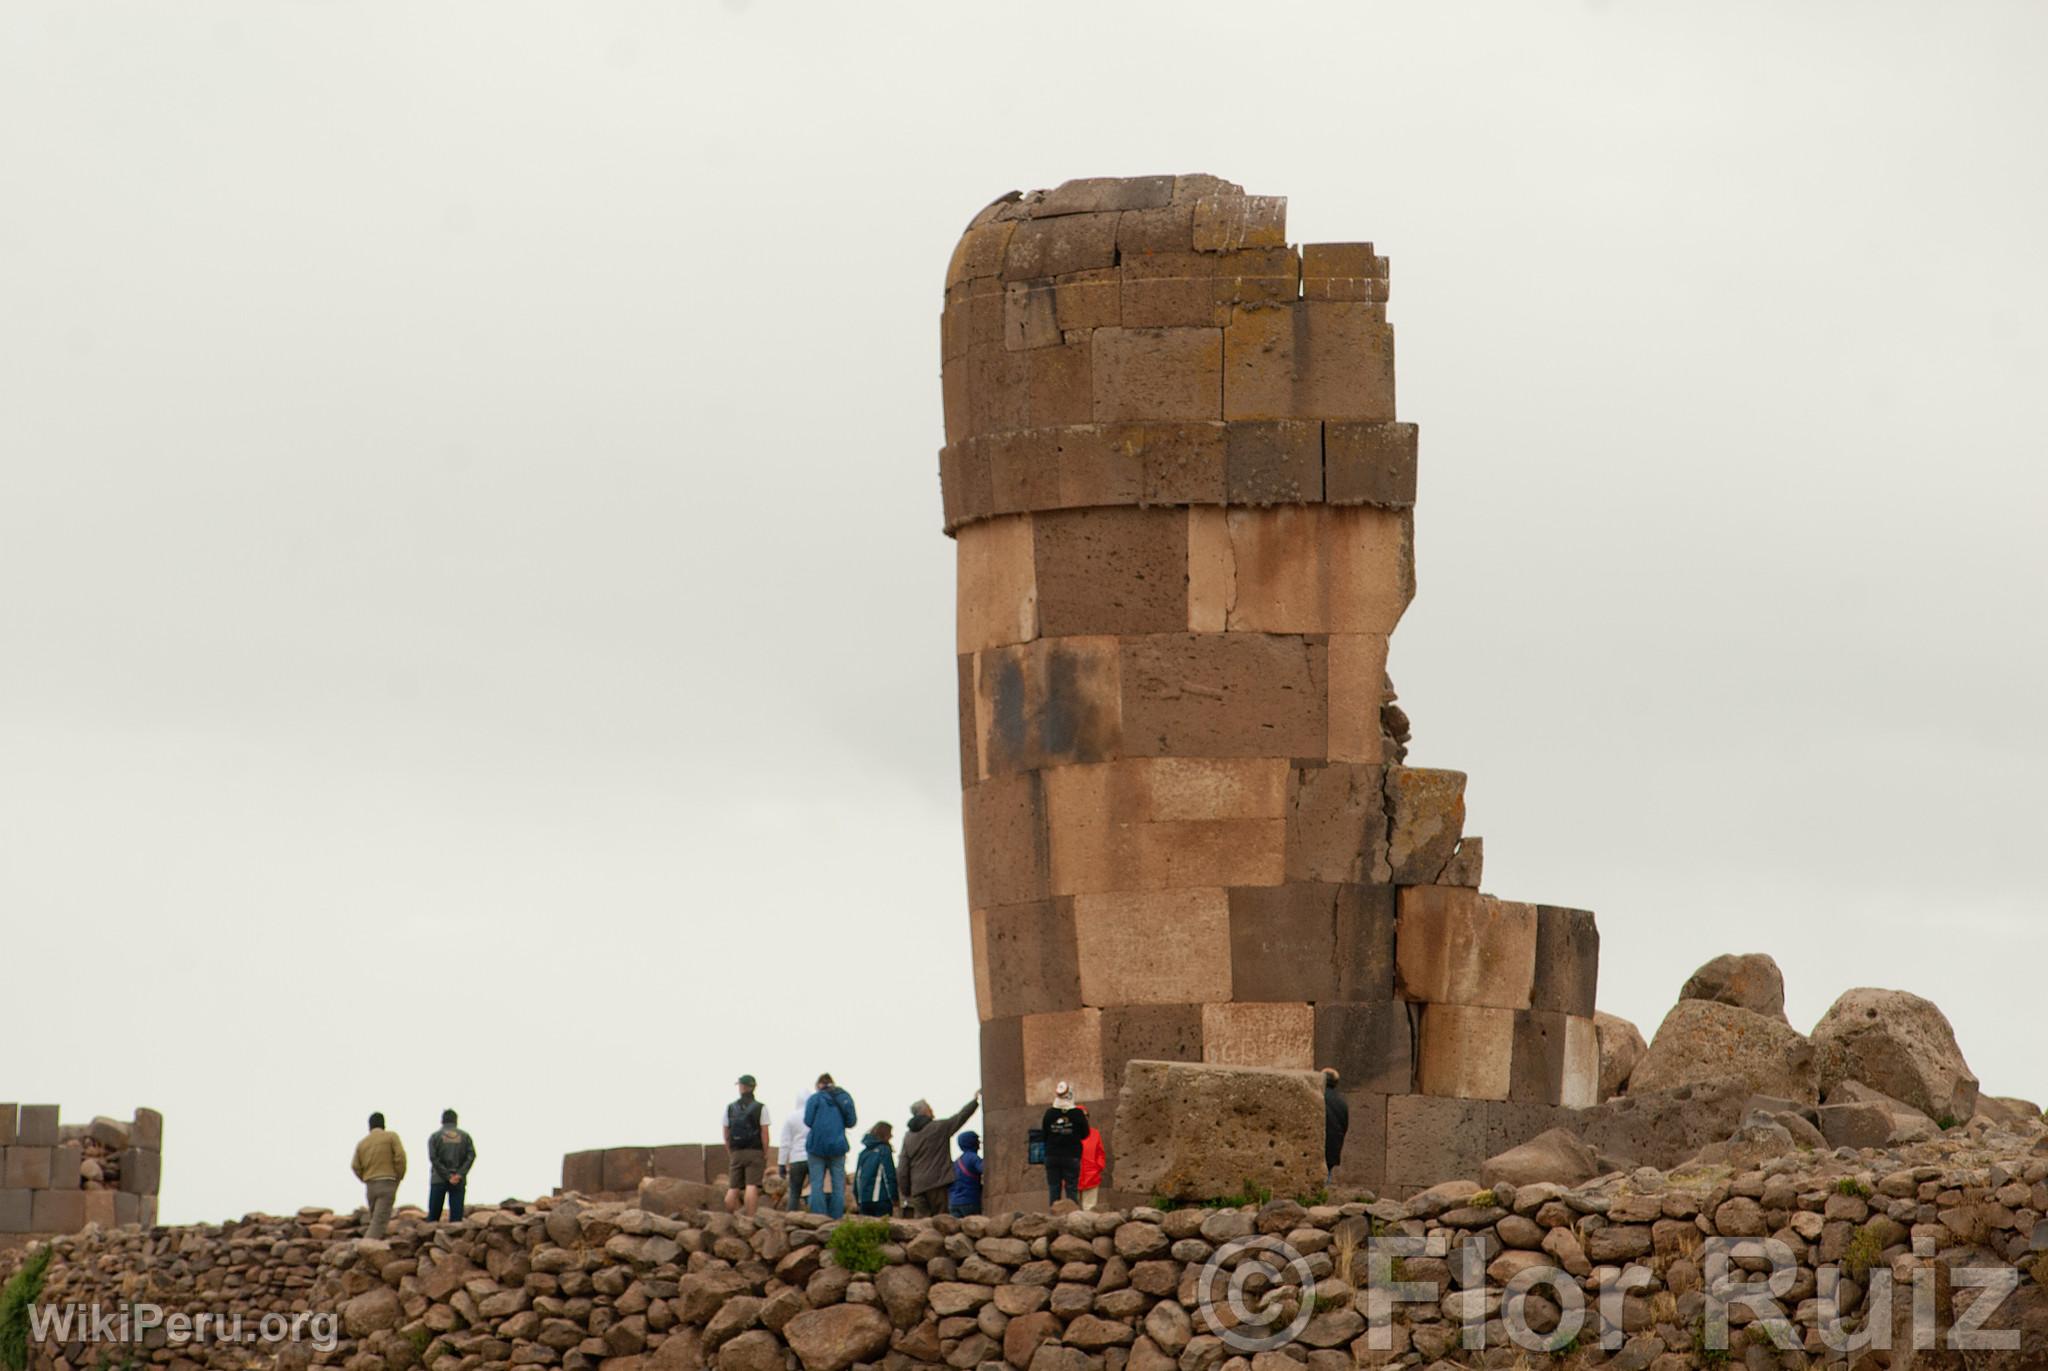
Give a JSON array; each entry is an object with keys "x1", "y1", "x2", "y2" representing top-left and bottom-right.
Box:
[
  {"x1": 937, "y1": 176, "x2": 1600, "y2": 1212},
  {"x1": 0, "y1": 1103, "x2": 162, "y2": 1241}
]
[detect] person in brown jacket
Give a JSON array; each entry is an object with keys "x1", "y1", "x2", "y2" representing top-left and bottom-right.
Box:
[
  {"x1": 351, "y1": 1112, "x2": 408, "y2": 1239},
  {"x1": 897, "y1": 1091, "x2": 979, "y2": 1218}
]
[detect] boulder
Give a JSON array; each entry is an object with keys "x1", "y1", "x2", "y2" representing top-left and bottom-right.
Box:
[
  {"x1": 782, "y1": 1305, "x2": 892, "y2": 1371},
  {"x1": 1569, "y1": 1079, "x2": 1753, "y2": 1170},
  {"x1": 1478, "y1": 1128, "x2": 1598, "y2": 1189},
  {"x1": 1824, "y1": 1079, "x2": 1938, "y2": 1144},
  {"x1": 715, "y1": 1330, "x2": 783, "y2": 1371},
  {"x1": 341, "y1": 1287, "x2": 404, "y2": 1339},
  {"x1": 1678, "y1": 953, "x2": 1787, "y2": 1022},
  {"x1": 1113, "y1": 1060, "x2": 1323, "y2": 1203},
  {"x1": 1811, "y1": 988, "x2": 1979, "y2": 1122},
  {"x1": 1976, "y1": 1096, "x2": 2045, "y2": 1132},
  {"x1": 1592, "y1": 1012, "x2": 1647, "y2": 1100},
  {"x1": 1630, "y1": 999, "x2": 1817, "y2": 1103},
  {"x1": 638, "y1": 1177, "x2": 724, "y2": 1218}
]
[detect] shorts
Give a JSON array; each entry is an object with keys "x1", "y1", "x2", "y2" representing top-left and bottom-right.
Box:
[{"x1": 728, "y1": 1149, "x2": 766, "y2": 1188}]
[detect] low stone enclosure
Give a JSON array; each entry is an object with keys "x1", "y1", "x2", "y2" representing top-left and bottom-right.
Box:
[
  {"x1": 940, "y1": 174, "x2": 1600, "y2": 1214},
  {"x1": 561, "y1": 1149, "x2": 733, "y2": 1207},
  {"x1": 0, "y1": 1103, "x2": 162, "y2": 1241},
  {"x1": 5, "y1": 1102, "x2": 2046, "y2": 1371}
]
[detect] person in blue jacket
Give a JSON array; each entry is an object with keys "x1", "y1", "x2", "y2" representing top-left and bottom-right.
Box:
[
  {"x1": 802, "y1": 1073, "x2": 858, "y2": 1218},
  {"x1": 948, "y1": 1129, "x2": 984, "y2": 1217},
  {"x1": 853, "y1": 1122, "x2": 898, "y2": 1217}
]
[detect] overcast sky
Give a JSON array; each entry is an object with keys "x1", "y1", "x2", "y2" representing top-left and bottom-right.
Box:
[{"x1": 3, "y1": 2, "x2": 2043, "y2": 1224}]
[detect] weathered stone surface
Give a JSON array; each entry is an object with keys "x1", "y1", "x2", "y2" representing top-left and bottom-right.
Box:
[
  {"x1": 1812, "y1": 987, "x2": 1980, "y2": 1122},
  {"x1": 1198, "y1": 1002, "x2": 1314, "y2": 1070},
  {"x1": 782, "y1": 1305, "x2": 892, "y2": 1371},
  {"x1": 1568, "y1": 1078, "x2": 1754, "y2": 1170},
  {"x1": 1592, "y1": 1011, "x2": 1647, "y2": 1101},
  {"x1": 1394, "y1": 886, "x2": 1536, "y2": 1010},
  {"x1": 1114, "y1": 1060, "x2": 1321, "y2": 1201},
  {"x1": 1679, "y1": 952, "x2": 1788, "y2": 1022},
  {"x1": 1382, "y1": 768, "x2": 1464, "y2": 884},
  {"x1": 1630, "y1": 999, "x2": 1818, "y2": 1103},
  {"x1": 1823, "y1": 1079, "x2": 1939, "y2": 1143},
  {"x1": 1416, "y1": 1003, "x2": 1514, "y2": 1101},
  {"x1": 1478, "y1": 1128, "x2": 1597, "y2": 1189}
]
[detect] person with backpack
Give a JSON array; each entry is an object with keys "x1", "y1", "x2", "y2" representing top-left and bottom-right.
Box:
[
  {"x1": 722, "y1": 1073, "x2": 773, "y2": 1217},
  {"x1": 425, "y1": 1108, "x2": 476, "y2": 1222},
  {"x1": 1076, "y1": 1104, "x2": 1108, "y2": 1210},
  {"x1": 802, "y1": 1073, "x2": 857, "y2": 1218},
  {"x1": 948, "y1": 1130, "x2": 984, "y2": 1217},
  {"x1": 898, "y1": 1091, "x2": 980, "y2": 1218},
  {"x1": 1040, "y1": 1080, "x2": 1090, "y2": 1206},
  {"x1": 853, "y1": 1121, "x2": 898, "y2": 1217}
]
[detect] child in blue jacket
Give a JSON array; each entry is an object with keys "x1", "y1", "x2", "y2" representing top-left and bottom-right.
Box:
[
  {"x1": 947, "y1": 1130, "x2": 984, "y2": 1217},
  {"x1": 854, "y1": 1124, "x2": 898, "y2": 1217}
]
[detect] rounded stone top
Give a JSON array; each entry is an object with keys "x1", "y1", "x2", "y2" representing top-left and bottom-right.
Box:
[{"x1": 937, "y1": 174, "x2": 1408, "y2": 535}]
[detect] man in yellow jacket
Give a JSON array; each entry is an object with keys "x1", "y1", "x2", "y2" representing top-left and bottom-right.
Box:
[{"x1": 351, "y1": 1112, "x2": 407, "y2": 1239}]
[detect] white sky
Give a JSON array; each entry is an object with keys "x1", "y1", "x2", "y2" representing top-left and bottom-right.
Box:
[{"x1": 2, "y1": 2, "x2": 2043, "y2": 1224}]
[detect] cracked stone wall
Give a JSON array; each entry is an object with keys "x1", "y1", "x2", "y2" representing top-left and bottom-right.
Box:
[{"x1": 939, "y1": 175, "x2": 1601, "y2": 1209}]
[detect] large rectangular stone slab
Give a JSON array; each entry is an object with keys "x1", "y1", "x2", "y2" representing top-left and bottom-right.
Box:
[
  {"x1": 1314, "y1": 1000, "x2": 1414, "y2": 1096},
  {"x1": 1395, "y1": 886, "x2": 1536, "y2": 1010},
  {"x1": 561, "y1": 1149, "x2": 604, "y2": 1194},
  {"x1": 1031, "y1": 506, "x2": 1190, "y2": 636},
  {"x1": 601, "y1": 1147, "x2": 653, "y2": 1194},
  {"x1": 1115, "y1": 1060, "x2": 1321, "y2": 1202},
  {"x1": 1325, "y1": 422, "x2": 1418, "y2": 507},
  {"x1": 1045, "y1": 759, "x2": 1286, "y2": 896},
  {"x1": 1020, "y1": 1008, "x2": 1105, "y2": 1104},
  {"x1": 1026, "y1": 337, "x2": 1095, "y2": 427},
  {"x1": 1508, "y1": 1009, "x2": 1570, "y2": 1106},
  {"x1": 1223, "y1": 301, "x2": 1395, "y2": 421},
  {"x1": 1227, "y1": 883, "x2": 1338, "y2": 1004},
  {"x1": 1384, "y1": 1093, "x2": 1490, "y2": 1196},
  {"x1": 1098, "y1": 1004, "x2": 1205, "y2": 1097},
  {"x1": 3, "y1": 1147, "x2": 50, "y2": 1190},
  {"x1": 1284, "y1": 762, "x2": 1388, "y2": 884},
  {"x1": 1220, "y1": 506, "x2": 1412, "y2": 636},
  {"x1": 1201, "y1": 1001, "x2": 1315, "y2": 1069},
  {"x1": 649, "y1": 1144, "x2": 707, "y2": 1182},
  {"x1": 0, "y1": 1188, "x2": 29, "y2": 1234},
  {"x1": 0, "y1": 1105, "x2": 14, "y2": 1146},
  {"x1": 1333, "y1": 883, "x2": 1398, "y2": 1000},
  {"x1": 1073, "y1": 889, "x2": 1233, "y2": 1007},
  {"x1": 1091, "y1": 327, "x2": 1223, "y2": 422},
  {"x1": 1561, "y1": 1015, "x2": 1599, "y2": 1109},
  {"x1": 1325, "y1": 634, "x2": 1389, "y2": 765},
  {"x1": 1530, "y1": 905, "x2": 1600, "y2": 1018},
  {"x1": 1416, "y1": 1003, "x2": 1516, "y2": 1101},
  {"x1": 1004, "y1": 211, "x2": 1120, "y2": 280},
  {"x1": 1119, "y1": 633, "x2": 1327, "y2": 758},
  {"x1": 973, "y1": 899, "x2": 1083, "y2": 1020},
  {"x1": 980, "y1": 1016, "x2": 1027, "y2": 1108},
  {"x1": 16, "y1": 1106, "x2": 58, "y2": 1147},
  {"x1": 1384, "y1": 767, "x2": 1466, "y2": 884},
  {"x1": 961, "y1": 771, "x2": 1052, "y2": 909},
  {"x1": 956, "y1": 514, "x2": 1039, "y2": 654},
  {"x1": 30, "y1": 1189, "x2": 85, "y2": 1234},
  {"x1": 50, "y1": 1142, "x2": 79, "y2": 1190},
  {"x1": 1118, "y1": 249, "x2": 1297, "y2": 329},
  {"x1": 1223, "y1": 421, "x2": 1322, "y2": 504},
  {"x1": 975, "y1": 635, "x2": 1123, "y2": 778}
]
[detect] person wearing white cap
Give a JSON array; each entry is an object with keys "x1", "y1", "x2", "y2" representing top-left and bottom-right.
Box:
[{"x1": 1040, "y1": 1080, "x2": 1091, "y2": 1206}]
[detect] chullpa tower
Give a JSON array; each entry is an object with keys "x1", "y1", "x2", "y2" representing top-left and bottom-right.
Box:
[{"x1": 938, "y1": 175, "x2": 1599, "y2": 1209}]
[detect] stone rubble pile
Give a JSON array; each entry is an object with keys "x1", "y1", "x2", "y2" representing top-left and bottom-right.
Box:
[{"x1": 7, "y1": 1104, "x2": 2047, "y2": 1371}]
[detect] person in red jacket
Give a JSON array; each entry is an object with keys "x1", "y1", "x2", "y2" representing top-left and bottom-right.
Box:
[{"x1": 1077, "y1": 1103, "x2": 1109, "y2": 1210}]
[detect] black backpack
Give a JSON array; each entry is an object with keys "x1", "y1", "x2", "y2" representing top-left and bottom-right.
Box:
[{"x1": 727, "y1": 1098, "x2": 764, "y2": 1147}]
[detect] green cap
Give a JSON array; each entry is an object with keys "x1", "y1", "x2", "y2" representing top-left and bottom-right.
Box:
[{"x1": 737, "y1": 1074, "x2": 757, "y2": 1088}]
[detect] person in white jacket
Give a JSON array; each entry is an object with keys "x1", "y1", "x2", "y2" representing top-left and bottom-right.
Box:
[{"x1": 778, "y1": 1089, "x2": 813, "y2": 1212}]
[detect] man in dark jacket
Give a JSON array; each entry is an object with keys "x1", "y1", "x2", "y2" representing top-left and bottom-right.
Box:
[
  {"x1": 898, "y1": 1091, "x2": 980, "y2": 1218},
  {"x1": 802, "y1": 1073, "x2": 857, "y2": 1219},
  {"x1": 427, "y1": 1109, "x2": 475, "y2": 1222},
  {"x1": 1041, "y1": 1080, "x2": 1090, "y2": 1205},
  {"x1": 1322, "y1": 1068, "x2": 1348, "y2": 1185}
]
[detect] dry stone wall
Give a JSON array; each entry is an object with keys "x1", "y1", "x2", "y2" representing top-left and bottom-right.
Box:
[
  {"x1": 562, "y1": 1148, "x2": 733, "y2": 1206},
  {"x1": 938, "y1": 176, "x2": 1601, "y2": 1210},
  {"x1": 7, "y1": 1113, "x2": 2047, "y2": 1371},
  {"x1": 0, "y1": 1103, "x2": 161, "y2": 1241}
]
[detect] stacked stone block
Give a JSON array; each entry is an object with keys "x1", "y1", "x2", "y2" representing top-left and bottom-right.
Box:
[
  {"x1": 0, "y1": 1103, "x2": 161, "y2": 1236},
  {"x1": 938, "y1": 176, "x2": 1601, "y2": 1209},
  {"x1": 560, "y1": 1142, "x2": 731, "y2": 1198}
]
